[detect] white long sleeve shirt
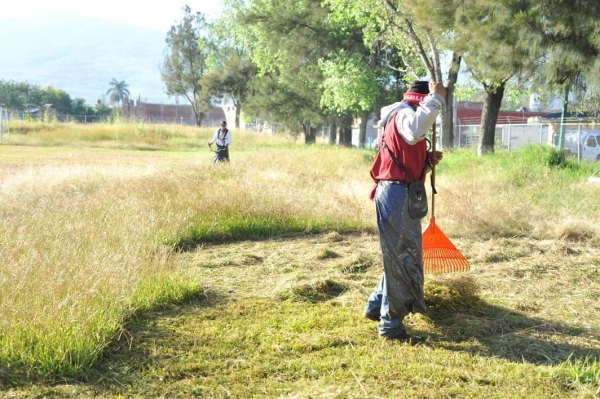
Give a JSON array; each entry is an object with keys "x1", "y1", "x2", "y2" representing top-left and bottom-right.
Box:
[
  {"x1": 211, "y1": 128, "x2": 232, "y2": 146},
  {"x1": 380, "y1": 93, "x2": 446, "y2": 145}
]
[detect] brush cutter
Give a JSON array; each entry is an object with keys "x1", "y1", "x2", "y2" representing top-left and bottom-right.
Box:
[
  {"x1": 422, "y1": 123, "x2": 470, "y2": 274},
  {"x1": 208, "y1": 143, "x2": 228, "y2": 164}
]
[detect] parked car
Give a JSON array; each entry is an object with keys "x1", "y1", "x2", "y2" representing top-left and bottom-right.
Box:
[{"x1": 562, "y1": 130, "x2": 600, "y2": 161}]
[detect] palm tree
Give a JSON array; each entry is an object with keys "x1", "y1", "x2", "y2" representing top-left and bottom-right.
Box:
[{"x1": 106, "y1": 79, "x2": 130, "y2": 105}]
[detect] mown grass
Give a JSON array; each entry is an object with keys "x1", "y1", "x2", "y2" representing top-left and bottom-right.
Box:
[
  {"x1": 0, "y1": 120, "x2": 599, "y2": 397},
  {"x1": 25, "y1": 233, "x2": 596, "y2": 398}
]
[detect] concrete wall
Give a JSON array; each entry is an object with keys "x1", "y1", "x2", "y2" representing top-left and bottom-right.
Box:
[{"x1": 123, "y1": 99, "x2": 231, "y2": 127}]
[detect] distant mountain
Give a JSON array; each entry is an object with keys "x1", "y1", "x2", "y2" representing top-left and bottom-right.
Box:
[{"x1": 0, "y1": 15, "x2": 173, "y2": 105}]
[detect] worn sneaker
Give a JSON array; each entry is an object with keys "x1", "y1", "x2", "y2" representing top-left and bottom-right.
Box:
[
  {"x1": 363, "y1": 310, "x2": 381, "y2": 322},
  {"x1": 382, "y1": 332, "x2": 427, "y2": 345}
]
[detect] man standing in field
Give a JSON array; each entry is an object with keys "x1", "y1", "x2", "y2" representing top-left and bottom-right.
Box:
[
  {"x1": 364, "y1": 80, "x2": 446, "y2": 343},
  {"x1": 209, "y1": 120, "x2": 232, "y2": 162}
]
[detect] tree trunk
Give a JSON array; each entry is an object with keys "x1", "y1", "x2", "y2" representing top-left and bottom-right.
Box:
[
  {"x1": 478, "y1": 82, "x2": 506, "y2": 156},
  {"x1": 189, "y1": 98, "x2": 203, "y2": 126},
  {"x1": 329, "y1": 121, "x2": 337, "y2": 145},
  {"x1": 557, "y1": 85, "x2": 570, "y2": 149},
  {"x1": 235, "y1": 106, "x2": 241, "y2": 129},
  {"x1": 358, "y1": 111, "x2": 370, "y2": 148},
  {"x1": 338, "y1": 113, "x2": 353, "y2": 146},
  {"x1": 305, "y1": 125, "x2": 316, "y2": 144},
  {"x1": 191, "y1": 103, "x2": 203, "y2": 126},
  {"x1": 441, "y1": 53, "x2": 462, "y2": 149},
  {"x1": 441, "y1": 100, "x2": 454, "y2": 149}
]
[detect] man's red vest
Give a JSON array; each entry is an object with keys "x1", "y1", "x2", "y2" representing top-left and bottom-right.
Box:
[{"x1": 369, "y1": 110, "x2": 428, "y2": 200}]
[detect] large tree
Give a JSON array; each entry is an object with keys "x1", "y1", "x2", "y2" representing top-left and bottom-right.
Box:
[
  {"x1": 238, "y1": 0, "x2": 334, "y2": 144},
  {"x1": 451, "y1": 0, "x2": 540, "y2": 155},
  {"x1": 236, "y1": 0, "x2": 397, "y2": 146},
  {"x1": 393, "y1": 0, "x2": 463, "y2": 149},
  {"x1": 526, "y1": 0, "x2": 600, "y2": 148},
  {"x1": 0, "y1": 80, "x2": 42, "y2": 111},
  {"x1": 41, "y1": 86, "x2": 73, "y2": 113},
  {"x1": 326, "y1": 0, "x2": 463, "y2": 148},
  {"x1": 453, "y1": 0, "x2": 600, "y2": 155},
  {"x1": 319, "y1": 51, "x2": 380, "y2": 147},
  {"x1": 200, "y1": 8, "x2": 258, "y2": 129},
  {"x1": 106, "y1": 79, "x2": 130, "y2": 105},
  {"x1": 201, "y1": 52, "x2": 257, "y2": 128},
  {"x1": 161, "y1": 6, "x2": 212, "y2": 126},
  {"x1": 319, "y1": 7, "x2": 407, "y2": 148}
]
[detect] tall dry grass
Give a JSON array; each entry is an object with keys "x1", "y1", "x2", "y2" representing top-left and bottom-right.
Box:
[
  {"x1": 0, "y1": 128, "x2": 374, "y2": 380},
  {"x1": 4, "y1": 119, "x2": 298, "y2": 152},
  {"x1": 432, "y1": 145, "x2": 600, "y2": 241}
]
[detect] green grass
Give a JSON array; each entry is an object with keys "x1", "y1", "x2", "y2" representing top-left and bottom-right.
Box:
[
  {"x1": 0, "y1": 121, "x2": 599, "y2": 397},
  {"x1": 435, "y1": 145, "x2": 600, "y2": 240}
]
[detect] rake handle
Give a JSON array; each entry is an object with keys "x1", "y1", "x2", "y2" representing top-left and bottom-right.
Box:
[{"x1": 431, "y1": 123, "x2": 436, "y2": 218}]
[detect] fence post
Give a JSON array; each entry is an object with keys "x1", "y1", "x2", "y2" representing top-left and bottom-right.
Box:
[
  {"x1": 507, "y1": 118, "x2": 512, "y2": 151},
  {"x1": 577, "y1": 122, "x2": 582, "y2": 161}
]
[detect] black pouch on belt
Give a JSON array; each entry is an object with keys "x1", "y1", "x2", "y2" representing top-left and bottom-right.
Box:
[{"x1": 407, "y1": 180, "x2": 428, "y2": 219}]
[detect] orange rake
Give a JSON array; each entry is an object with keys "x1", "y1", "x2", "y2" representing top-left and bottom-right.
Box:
[{"x1": 422, "y1": 123, "x2": 470, "y2": 274}]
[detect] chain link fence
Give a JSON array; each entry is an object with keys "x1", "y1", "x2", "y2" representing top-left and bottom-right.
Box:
[
  {"x1": 456, "y1": 122, "x2": 600, "y2": 161},
  {"x1": 0, "y1": 107, "x2": 9, "y2": 143},
  {"x1": 0, "y1": 111, "x2": 232, "y2": 127},
  {"x1": 3, "y1": 108, "x2": 599, "y2": 161},
  {"x1": 455, "y1": 123, "x2": 551, "y2": 150}
]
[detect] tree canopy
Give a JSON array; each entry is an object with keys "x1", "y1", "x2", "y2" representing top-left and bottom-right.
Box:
[
  {"x1": 106, "y1": 79, "x2": 130, "y2": 105},
  {"x1": 0, "y1": 80, "x2": 108, "y2": 120},
  {"x1": 199, "y1": 5, "x2": 258, "y2": 128},
  {"x1": 161, "y1": 6, "x2": 212, "y2": 126},
  {"x1": 0, "y1": 80, "x2": 42, "y2": 111},
  {"x1": 5, "y1": 0, "x2": 600, "y2": 153}
]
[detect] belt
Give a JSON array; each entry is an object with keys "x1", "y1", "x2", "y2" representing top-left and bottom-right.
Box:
[{"x1": 382, "y1": 180, "x2": 408, "y2": 186}]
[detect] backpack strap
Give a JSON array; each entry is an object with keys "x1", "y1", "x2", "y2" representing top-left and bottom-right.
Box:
[
  {"x1": 382, "y1": 101, "x2": 417, "y2": 130},
  {"x1": 218, "y1": 128, "x2": 228, "y2": 144},
  {"x1": 380, "y1": 100, "x2": 424, "y2": 184},
  {"x1": 381, "y1": 127, "x2": 417, "y2": 183}
]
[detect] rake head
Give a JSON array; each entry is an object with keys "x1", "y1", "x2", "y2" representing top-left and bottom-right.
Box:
[{"x1": 422, "y1": 217, "x2": 470, "y2": 274}]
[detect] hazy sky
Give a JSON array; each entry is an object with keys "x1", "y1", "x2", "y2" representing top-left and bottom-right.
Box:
[{"x1": 0, "y1": 0, "x2": 223, "y2": 31}]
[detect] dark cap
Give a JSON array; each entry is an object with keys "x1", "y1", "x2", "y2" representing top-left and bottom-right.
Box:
[
  {"x1": 221, "y1": 120, "x2": 227, "y2": 125},
  {"x1": 407, "y1": 80, "x2": 429, "y2": 95}
]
